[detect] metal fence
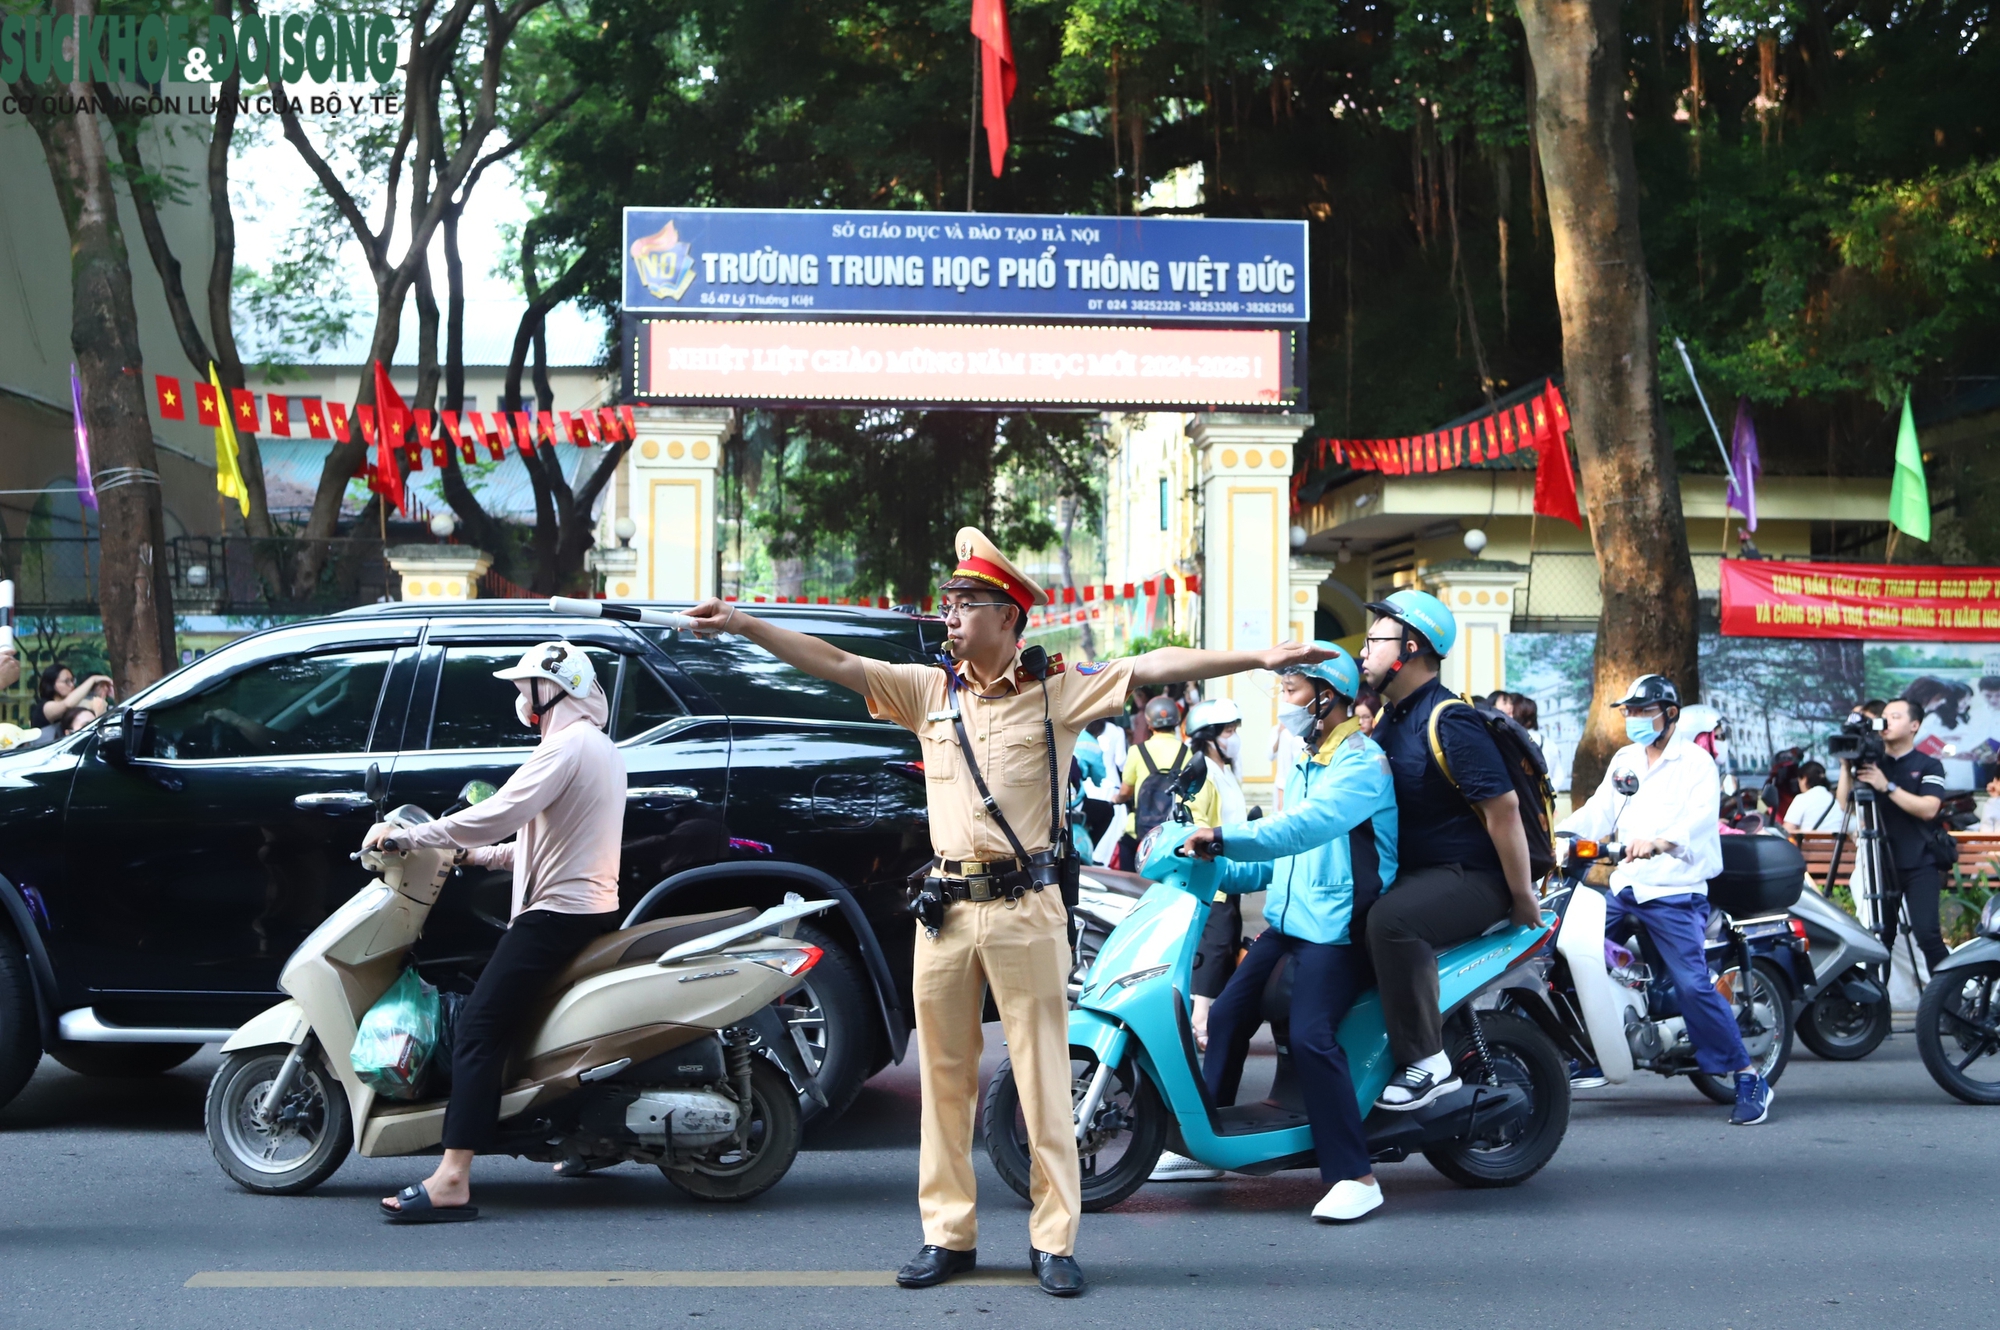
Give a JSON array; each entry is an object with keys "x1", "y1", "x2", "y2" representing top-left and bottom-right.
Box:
[
  {"x1": 1515, "y1": 551, "x2": 1727, "y2": 625},
  {"x1": 0, "y1": 536, "x2": 393, "y2": 618}
]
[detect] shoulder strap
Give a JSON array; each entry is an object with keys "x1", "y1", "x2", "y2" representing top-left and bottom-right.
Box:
[
  {"x1": 1138, "y1": 743, "x2": 1161, "y2": 777},
  {"x1": 1168, "y1": 744, "x2": 1187, "y2": 776},
  {"x1": 941, "y1": 668, "x2": 1034, "y2": 863},
  {"x1": 1425, "y1": 694, "x2": 1468, "y2": 792}
]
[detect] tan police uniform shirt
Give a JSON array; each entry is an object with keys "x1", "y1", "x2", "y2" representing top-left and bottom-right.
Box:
[{"x1": 861, "y1": 652, "x2": 1138, "y2": 863}]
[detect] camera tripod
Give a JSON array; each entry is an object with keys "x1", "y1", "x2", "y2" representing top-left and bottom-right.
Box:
[{"x1": 1827, "y1": 785, "x2": 1926, "y2": 984}]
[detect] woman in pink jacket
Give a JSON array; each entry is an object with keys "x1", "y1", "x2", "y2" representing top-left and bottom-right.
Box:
[{"x1": 373, "y1": 641, "x2": 627, "y2": 1223}]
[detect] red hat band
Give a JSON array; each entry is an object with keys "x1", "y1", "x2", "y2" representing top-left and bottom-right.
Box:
[{"x1": 946, "y1": 556, "x2": 1033, "y2": 614}]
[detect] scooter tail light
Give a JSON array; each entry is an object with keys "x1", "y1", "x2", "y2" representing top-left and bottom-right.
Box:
[
  {"x1": 754, "y1": 944, "x2": 822, "y2": 978},
  {"x1": 1788, "y1": 918, "x2": 1810, "y2": 949}
]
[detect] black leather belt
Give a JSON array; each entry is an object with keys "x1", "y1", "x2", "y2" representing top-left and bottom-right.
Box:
[
  {"x1": 933, "y1": 870, "x2": 1034, "y2": 902},
  {"x1": 938, "y1": 855, "x2": 1027, "y2": 878}
]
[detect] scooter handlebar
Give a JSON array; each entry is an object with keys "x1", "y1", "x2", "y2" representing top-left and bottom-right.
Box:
[{"x1": 549, "y1": 597, "x2": 695, "y2": 630}]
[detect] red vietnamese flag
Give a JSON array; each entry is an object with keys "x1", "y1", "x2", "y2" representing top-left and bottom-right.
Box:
[
  {"x1": 418, "y1": 410, "x2": 448, "y2": 467},
  {"x1": 443, "y1": 412, "x2": 477, "y2": 464},
  {"x1": 1533, "y1": 405, "x2": 1585, "y2": 527},
  {"x1": 1529, "y1": 393, "x2": 1555, "y2": 451},
  {"x1": 1470, "y1": 420, "x2": 1486, "y2": 465},
  {"x1": 326, "y1": 401, "x2": 350, "y2": 443},
  {"x1": 229, "y1": 388, "x2": 260, "y2": 432},
  {"x1": 267, "y1": 394, "x2": 291, "y2": 437},
  {"x1": 1425, "y1": 433, "x2": 1439, "y2": 472},
  {"x1": 1497, "y1": 410, "x2": 1517, "y2": 454},
  {"x1": 194, "y1": 379, "x2": 221, "y2": 426},
  {"x1": 563, "y1": 411, "x2": 591, "y2": 446},
  {"x1": 356, "y1": 404, "x2": 379, "y2": 448},
  {"x1": 303, "y1": 398, "x2": 331, "y2": 439},
  {"x1": 601, "y1": 407, "x2": 624, "y2": 441},
  {"x1": 536, "y1": 411, "x2": 556, "y2": 446},
  {"x1": 512, "y1": 411, "x2": 535, "y2": 453},
  {"x1": 618, "y1": 405, "x2": 637, "y2": 439},
  {"x1": 970, "y1": 0, "x2": 1018, "y2": 178},
  {"x1": 580, "y1": 411, "x2": 602, "y2": 444},
  {"x1": 1512, "y1": 403, "x2": 1535, "y2": 454},
  {"x1": 369, "y1": 362, "x2": 409, "y2": 515},
  {"x1": 1546, "y1": 380, "x2": 1571, "y2": 433},
  {"x1": 154, "y1": 374, "x2": 185, "y2": 421}
]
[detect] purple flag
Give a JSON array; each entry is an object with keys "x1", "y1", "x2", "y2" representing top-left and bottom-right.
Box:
[
  {"x1": 70, "y1": 365, "x2": 98, "y2": 511},
  {"x1": 1726, "y1": 396, "x2": 1759, "y2": 533}
]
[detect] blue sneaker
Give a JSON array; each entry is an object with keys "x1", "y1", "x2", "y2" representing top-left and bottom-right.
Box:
[{"x1": 1730, "y1": 1072, "x2": 1773, "y2": 1125}]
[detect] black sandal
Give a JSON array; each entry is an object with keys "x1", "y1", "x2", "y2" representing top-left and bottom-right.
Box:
[{"x1": 381, "y1": 1182, "x2": 479, "y2": 1223}]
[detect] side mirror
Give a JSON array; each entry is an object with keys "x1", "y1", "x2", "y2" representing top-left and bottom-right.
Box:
[
  {"x1": 100, "y1": 708, "x2": 147, "y2": 764},
  {"x1": 365, "y1": 762, "x2": 385, "y2": 805},
  {"x1": 1176, "y1": 753, "x2": 1209, "y2": 797},
  {"x1": 458, "y1": 780, "x2": 498, "y2": 806}
]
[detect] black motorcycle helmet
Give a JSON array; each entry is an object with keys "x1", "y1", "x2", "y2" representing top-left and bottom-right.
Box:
[{"x1": 1609, "y1": 674, "x2": 1681, "y2": 714}]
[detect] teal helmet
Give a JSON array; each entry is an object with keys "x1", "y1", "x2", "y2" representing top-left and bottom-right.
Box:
[
  {"x1": 1280, "y1": 641, "x2": 1361, "y2": 701},
  {"x1": 1363, "y1": 588, "x2": 1458, "y2": 659}
]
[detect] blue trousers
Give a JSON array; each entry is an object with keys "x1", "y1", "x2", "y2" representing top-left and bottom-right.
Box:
[
  {"x1": 1605, "y1": 890, "x2": 1751, "y2": 1076},
  {"x1": 1203, "y1": 929, "x2": 1372, "y2": 1183}
]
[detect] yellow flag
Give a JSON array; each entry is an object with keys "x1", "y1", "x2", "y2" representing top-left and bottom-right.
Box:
[{"x1": 210, "y1": 363, "x2": 249, "y2": 517}]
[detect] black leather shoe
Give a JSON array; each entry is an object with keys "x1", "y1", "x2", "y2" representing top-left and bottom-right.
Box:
[
  {"x1": 895, "y1": 1245, "x2": 976, "y2": 1289},
  {"x1": 1029, "y1": 1248, "x2": 1085, "y2": 1297}
]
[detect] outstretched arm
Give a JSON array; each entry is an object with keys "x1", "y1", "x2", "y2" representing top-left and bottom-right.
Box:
[
  {"x1": 682, "y1": 598, "x2": 870, "y2": 696},
  {"x1": 1126, "y1": 641, "x2": 1333, "y2": 688}
]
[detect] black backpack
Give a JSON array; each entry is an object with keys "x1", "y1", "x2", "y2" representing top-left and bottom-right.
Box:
[
  {"x1": 1425, "y1": 696, "x2": 1559, "y2": 879},
  {"x1": 1133, "y1": 742, "x2": 1190, "y2": 844}
]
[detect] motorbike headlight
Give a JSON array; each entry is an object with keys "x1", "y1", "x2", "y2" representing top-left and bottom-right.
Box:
[
  {"x1": 1107, "y1": 963, "x2": 1169, "y2": 991},
  {"x1": 746, "y1": 945, "x2": 823, "y2": 978},
  {"x1": 1979, "y1": 895, "x2": 2000, "y2": 939}
]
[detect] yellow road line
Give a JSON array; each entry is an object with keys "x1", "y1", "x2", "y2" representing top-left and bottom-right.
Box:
[{"x1": 186, "y1": 1270, "x2": 1039, "y2": 1289}]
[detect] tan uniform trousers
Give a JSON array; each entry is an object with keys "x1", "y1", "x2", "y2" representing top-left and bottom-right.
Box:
[{"x1": 913, "y1": 883, "x2": 1080, "y2": 1256}]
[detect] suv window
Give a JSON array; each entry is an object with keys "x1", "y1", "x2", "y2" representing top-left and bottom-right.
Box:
[
  {"x1": 427, "y1": 645, "x2": 623, "y2": 750},
  {"x1": 147, "y1": 649, "x2": 394, "y2": 759},
  {"x1": 617, "y1": 657, "x2": 686, "y2": 738},
  {"x1": 658, "y1": 630, "x2": 927, "y2": 723}
]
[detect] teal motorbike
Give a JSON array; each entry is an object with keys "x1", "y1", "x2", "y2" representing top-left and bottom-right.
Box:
[{"x1": 984, "y1": 760, "x2": 1572, "y2": 1211}]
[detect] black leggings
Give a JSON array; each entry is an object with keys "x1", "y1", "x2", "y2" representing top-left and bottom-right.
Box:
[{"x1": 441, "y1": 908, "x2": 620, "y2": 1152}]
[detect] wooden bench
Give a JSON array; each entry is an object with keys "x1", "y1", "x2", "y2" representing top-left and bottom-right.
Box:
[{"x1": 1793, "y1": 830, "x2": 2000, "y2": 891}]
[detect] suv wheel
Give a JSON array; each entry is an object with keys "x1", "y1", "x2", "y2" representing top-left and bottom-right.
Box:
[
  {"x1": 0, "y1": 935, "x2": 41, "y2": 1110},
  {"x1": 785, "y1": 923, "x2": 876, "y2": 1125}
]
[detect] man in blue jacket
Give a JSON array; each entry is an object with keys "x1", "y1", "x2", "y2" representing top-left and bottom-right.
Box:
[{"x1": 1181, "y1": 645, "x2": 1399, "y2": 1223}]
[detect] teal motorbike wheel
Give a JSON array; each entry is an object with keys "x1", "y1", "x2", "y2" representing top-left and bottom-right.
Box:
[
  {"x1": 1423, "y1": 1011, "x2": 1570, "y2": 1189},
  {"x1": 983, "y1": 1045, "x2": 1166, "y2": 1213}
]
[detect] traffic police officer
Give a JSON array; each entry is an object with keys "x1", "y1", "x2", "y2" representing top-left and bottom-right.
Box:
[{"x1": 685, "y1": 529, "x2": 1331, "y2": 1297}]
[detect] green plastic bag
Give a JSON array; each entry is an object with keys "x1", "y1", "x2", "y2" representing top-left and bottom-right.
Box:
[{"x1": 351, "y1": 967, "x2": 441, "y2": 1099}]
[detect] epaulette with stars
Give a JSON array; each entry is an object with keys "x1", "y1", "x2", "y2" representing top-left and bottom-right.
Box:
[{"x1": 1016, "y1": 652, "x2": 1065, "y2": 683}]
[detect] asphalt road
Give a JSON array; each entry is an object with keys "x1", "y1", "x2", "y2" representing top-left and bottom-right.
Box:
[{"x1": 4, "y1": 1027, "x2": 1997, "y2": 1329}]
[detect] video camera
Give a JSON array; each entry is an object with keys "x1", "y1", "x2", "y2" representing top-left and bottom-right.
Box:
[{"x1": 1825, "y1": 714, "x2": 1887, "y2": 766}]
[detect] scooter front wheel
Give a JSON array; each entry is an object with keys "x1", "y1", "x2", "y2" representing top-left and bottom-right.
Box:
[
  {"x1": 983, "y1": 1045, "x2": 1165, "y2": 1213},
  {"x1": 206, "y1": 1046, "x2": 352, "y2": 1195}
]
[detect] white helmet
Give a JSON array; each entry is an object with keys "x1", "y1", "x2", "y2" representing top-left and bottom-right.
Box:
[
  {"x1": 494, "y1": 641, "x2": 597, "y2": 726},
  {"x1": 1184, "y1": 697, "x2": 1243, "y2": 738}
]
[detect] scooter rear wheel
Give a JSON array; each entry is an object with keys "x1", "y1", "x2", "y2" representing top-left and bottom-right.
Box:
[
  {"x1": 206, "y1": 1046, "x2": 352, "y2": 1195},
  {"x1": 1797, "y1": 978, "x2": 1892, "y2": 1061},
  {"x1": 1691, "y1": 959, "x2": 1794, "y2": 1103},
  {"x1": 1423, "y1": 1011, "x2": 1570, "y2": 1189},
  {"x1": 984, "y1": 1045, "x2": 1165, "y2": 1213},
  {"x1": 659, "y1": 1057, "x2": 803, "y2": 1201}
]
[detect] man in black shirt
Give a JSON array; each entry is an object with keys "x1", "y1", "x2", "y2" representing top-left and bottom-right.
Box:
[
  {"x1": 1836, "y1": 697, "x2": 1949, "y2": 968},
  {"x1": 1358, "y1": 590, "x2": 1539, "y2": 1110}
]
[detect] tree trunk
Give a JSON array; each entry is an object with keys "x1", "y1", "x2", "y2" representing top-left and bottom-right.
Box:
[
  {"x1": 1517, "y1": 0, "x2": 1701, "y2": 798},
  {"x1": 16, "y1": 0, "x2": 175, "y2": 694}
]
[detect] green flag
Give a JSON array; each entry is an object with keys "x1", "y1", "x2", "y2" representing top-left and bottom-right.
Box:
[{"x1": 1888, "y1": 391, "x2": 1930, "y2": 542}]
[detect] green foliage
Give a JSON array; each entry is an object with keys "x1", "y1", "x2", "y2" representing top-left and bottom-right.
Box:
[{"x1": 1119, "y1": 628, "x2": 1191, "y2": 656}]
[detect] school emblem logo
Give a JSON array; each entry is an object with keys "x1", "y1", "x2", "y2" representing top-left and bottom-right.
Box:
[{"x1": 631, "y1": 220, "x2": 698, "y2": 301}]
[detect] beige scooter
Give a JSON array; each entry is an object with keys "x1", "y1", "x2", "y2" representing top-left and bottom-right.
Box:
[{"x1": 205, "y1": 787, "x2": 832, "y2": 1203}]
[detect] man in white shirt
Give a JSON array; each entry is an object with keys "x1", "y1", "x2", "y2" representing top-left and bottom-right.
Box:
[{"x1": 1559, "y1": 675, "x2": 1772, "y2": 1126}]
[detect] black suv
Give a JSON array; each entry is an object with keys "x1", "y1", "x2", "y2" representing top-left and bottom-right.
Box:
[{"x1": 0, "y1": 601, "x2": 946, "y2": 1120}]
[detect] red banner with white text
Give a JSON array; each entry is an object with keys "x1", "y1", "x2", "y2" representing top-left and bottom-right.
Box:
[{"x1": 1719, "y1": 559, "x2": 2000, "y2": 640}]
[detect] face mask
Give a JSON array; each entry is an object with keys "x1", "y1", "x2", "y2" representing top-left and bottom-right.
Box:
[
  {"x1": 1625, "y1": 714, "x2": 1659, "y2": 745},
  {"x1": 1277, "y1": 702, "x2": 1316, "y2": 738},
  {"x1": 1218, "y1": 732, "x2": 1242, "y2": 763}
]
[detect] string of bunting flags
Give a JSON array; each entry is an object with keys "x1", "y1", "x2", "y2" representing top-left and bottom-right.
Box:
[
  {"x1": 726, "y1": 574, "x2": 1199, "y2": 621},
  {"x1": 1290, "y1": 378, "x2": 1582, "y2": 528},
  {"x1": 151, "y1": 363, "x2": 636, "y2": 517}
]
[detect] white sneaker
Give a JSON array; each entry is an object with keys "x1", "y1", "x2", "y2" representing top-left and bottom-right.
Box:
[
  {"x1": 1311, "y1": 1178, "x2": 1383, "y2": 1223},
  {"x1": 1149, "y1": 1150, "x2": 1224, "y2": 1182}
]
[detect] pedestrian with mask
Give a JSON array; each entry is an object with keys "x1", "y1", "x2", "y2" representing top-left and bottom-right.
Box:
[{"x1": 680, "y1": 529, "x2": 1332, "y2": 1297}]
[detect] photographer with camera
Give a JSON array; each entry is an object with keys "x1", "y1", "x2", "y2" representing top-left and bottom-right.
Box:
[{"x1": 1835, "y1": 698, "x2": 1949, "y2": 971}]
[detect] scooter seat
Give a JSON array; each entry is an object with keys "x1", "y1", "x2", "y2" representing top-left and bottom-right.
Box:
[{"x1": 544, "y1": 908, "x2": 762, "y2": 994}]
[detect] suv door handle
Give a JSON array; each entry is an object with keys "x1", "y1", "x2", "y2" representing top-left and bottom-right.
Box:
[
  {"x1": 294, "y1": 792, "x2": 375, "y2": 813},
  {"x1": 628, "y1": 785, "x2": 699, "y2": 804}
]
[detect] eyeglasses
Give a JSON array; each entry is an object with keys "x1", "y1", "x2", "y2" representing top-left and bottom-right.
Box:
[
  {"x1": 941, "y1": 598, "x2": 1010, "y2": 618},
  {"x1": 1361, "y1": 635, "x2": 1403, "y2": 653}
]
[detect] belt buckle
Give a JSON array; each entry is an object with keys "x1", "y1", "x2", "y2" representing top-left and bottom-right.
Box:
[{"x1": 967, "y1": 876, "x2": 996, "y2": 903}]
